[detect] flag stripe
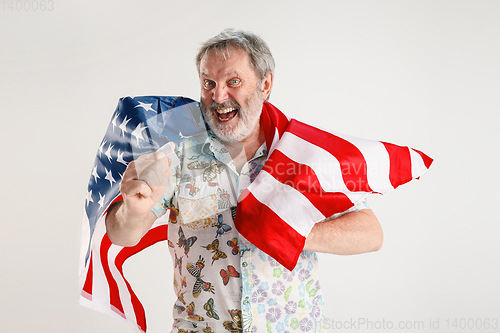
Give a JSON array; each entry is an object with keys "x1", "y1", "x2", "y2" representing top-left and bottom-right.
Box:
[
  {"x1": 100, "y1": 236, "x2": 125, "y2": 315},
  {"x1": 332, "y1": 132, "x2": 393, "y2": 194},
  {"x1": 247, "y1": 170, "x2": 325, "y2": 236},
  {"x1": 235, "y1": 190, "x2": 305, "y2": 271},
  {"x1": 271, "y1": 132, "x2": 352, "y2": 192},
  {"x1": 108, "y1": 244, "x2": 138, "y2": 325},
  {"x1": 82, "y1": 254, "x2": 94, "y2": 297},
  {"x1": 114, "y1": 224, "x2": 169, "y2": 333},
  {"x1": 286, "y1": 119, "x2": 373, "y2": 192},
  {"x1": 262, "y1": 102, "x2": 289, "y2": 153},
  {"x1": 382, "y1": 142, "x2": 412, "y2": 189},
  {"x1": 412, "y1": 147, "x2": 434, "y2": 170},
  {"x1": 91, "y1": 217, "x2": 111, "y2": 308},
  {"x1": 261, "y1": 149, "x2": 359, "y2": 217}
]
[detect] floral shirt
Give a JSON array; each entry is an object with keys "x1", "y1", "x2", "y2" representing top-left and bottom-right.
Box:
[{"x1": 152, "y1": 130, "x2": 369, "y2": 333}]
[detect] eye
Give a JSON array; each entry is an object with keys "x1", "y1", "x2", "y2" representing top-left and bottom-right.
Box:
[
  {"x1": 203, "y1": 80, "x2": 215, "y2": 90},
  {"x1": 228, "y1": 78, "x2": 240, "y2": 87}
]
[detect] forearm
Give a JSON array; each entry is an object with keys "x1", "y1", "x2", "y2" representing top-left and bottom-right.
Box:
[
  {"x1": 105, "y1": 201, "x2": 157, "y2": 247},
  {"x1": 303, "y1": 209, "x2": 383, "y2": 254}
]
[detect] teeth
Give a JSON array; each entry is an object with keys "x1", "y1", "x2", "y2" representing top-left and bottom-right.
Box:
[{"x1": 216, "y1": 107, "x2": 236, "y2": 114}]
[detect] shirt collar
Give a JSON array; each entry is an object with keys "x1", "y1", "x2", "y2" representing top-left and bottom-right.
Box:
[{"x1": 201, "y1": 130, "x2": 268, "y2": 164}]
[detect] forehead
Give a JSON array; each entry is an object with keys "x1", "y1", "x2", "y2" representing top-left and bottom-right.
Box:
[{"x1": 199, "y1": 47, "x2": 256, "y2": 78}]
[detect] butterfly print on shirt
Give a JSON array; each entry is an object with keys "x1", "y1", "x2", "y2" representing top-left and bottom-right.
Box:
[
  {"x1": 186, "y1": 255, "x2": 215, "y2": 298},
  {"x1": 178, "y1": 226, "x2": 197, "y2": 257},
  {"x1": 201, "y1": 239, "x2": 227, "y2": 265}
]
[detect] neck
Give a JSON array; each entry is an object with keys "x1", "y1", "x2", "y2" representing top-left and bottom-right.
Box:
[{"x1": 224, "y1": 124, "x2": 265, "y2": 173}]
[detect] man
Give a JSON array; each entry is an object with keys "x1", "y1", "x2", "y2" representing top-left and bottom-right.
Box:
[{"x1": 106, "y1": 28, "x2": 383, "y2": 333}]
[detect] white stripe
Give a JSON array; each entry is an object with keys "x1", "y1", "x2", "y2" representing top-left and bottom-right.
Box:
[
  {"x1": 332, "y1": 132, "x2": 394, "y2": 194},
  {"x1": 274, "y1": 132, "x2": 351, "y2": 193},
  {"x1": 410, "y1": 148, "x2": 427, "y2": 178},
  {"x1": 108, "y1": 245, "x2": 137, "y2": 322},
  {"x1": 90, "y1": 214, "x2": 111, "y2": 308},
  {"x1": 79, "y1": 212, "x2": 91, "y2": 289},
  {"x1": 268, "y1": 127, "x2": 281, "y2": 155},
  {"x1": 248, "y1": 170, "x2": 325, "y2": 236}
]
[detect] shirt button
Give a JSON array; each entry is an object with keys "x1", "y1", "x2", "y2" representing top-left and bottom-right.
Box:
[{"x1": 242, "y1": 262, "x2": 248, "y2": 267}]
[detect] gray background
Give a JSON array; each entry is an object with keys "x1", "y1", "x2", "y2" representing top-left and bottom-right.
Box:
[{"x1": 1, "y1": 1, "x2": 499, "y2": 332}]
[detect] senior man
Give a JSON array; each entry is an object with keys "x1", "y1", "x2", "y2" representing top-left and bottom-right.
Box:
[{"x1": 106, "y1": 28, "x2": 382, "y2": 333}]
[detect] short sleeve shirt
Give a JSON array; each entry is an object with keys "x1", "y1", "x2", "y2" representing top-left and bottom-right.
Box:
[{"x1": 152, "y1": 131, "x2": 369, "y2": 333}]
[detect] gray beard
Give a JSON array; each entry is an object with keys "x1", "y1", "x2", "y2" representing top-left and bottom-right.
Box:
[{"x1": 200, "y1": 90, "x2": 264, "y2": 143}]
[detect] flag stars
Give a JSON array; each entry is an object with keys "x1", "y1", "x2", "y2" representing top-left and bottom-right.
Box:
[
  {"x1": 104, "y1": 168, "x2": 116, "y2": 187},
  {"x1": 117, "y1": 150, "x2": 128, "y2": 166},
  {"x1": 131, "y1": 123, "x2": 148, "y2": 143},
  {"x1": 104, "y1": 144, "x2": 114, "y2": 162},
  {"x1": 111, "y1": 113, "x2": 120, "y2": 130},
  {"x1": 86, "y1": 189, "x2": 94, "y2": 207},
  {"x1": 92, "y1": 165, "x2": 100, "y2": 183},
  {"x1": 98, "y1": 192, "x2": 106, "y2": 208},
  {"x1": 135, "y1": 101, "x2": 156, "y2": 113},
  {"x1": 119, "y1": 116, "x2": 131, "y2": 136},
  {"x1": 98, "y1": 139, "x2": 107, "y2": 157}
]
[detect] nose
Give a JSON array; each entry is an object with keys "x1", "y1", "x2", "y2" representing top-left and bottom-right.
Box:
[{"x1": 213, "y1": 84, "x2": 229, "y2": 104}]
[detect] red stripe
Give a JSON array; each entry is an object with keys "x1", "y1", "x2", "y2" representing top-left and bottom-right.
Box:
[
  {"x1": 81, "y1": 196, "x2": 123, "y2": 302},
  {"x1": 114, "y1": 225, "x2": 168, "y2": 333},
  {"x1": 235, "y1": 191, "x2": 305, "y2": 271},
  {"x1": 283, "y1": 119, "x2": 372, "y2": 193},
  {"x1": 262, "y1": 102, "x2": 289, "y2": 150},
  {"x1": 411, "y1": 148, "x2": 434, "y2": 169},
  {"x1": 82, "y1": 254, "x2": 93, "y2": 297},
  {"x1": 262, "y1": 150, "x2": 356, "y2": 216},
  {"x1": 100, "y1": 235, "x2": 125, "y2": 315},
  {"x1": 382, "y1": 142, "x2": 412, "y2": 189}
]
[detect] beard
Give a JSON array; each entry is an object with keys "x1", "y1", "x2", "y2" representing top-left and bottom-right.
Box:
[{"x1": 200, "y1": 88, "x2": 264, "y2": 143}]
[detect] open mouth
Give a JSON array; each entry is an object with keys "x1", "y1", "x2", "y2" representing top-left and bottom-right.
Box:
[{"x1": 216, "y1": 107, "x2": 238, "y2": 122}]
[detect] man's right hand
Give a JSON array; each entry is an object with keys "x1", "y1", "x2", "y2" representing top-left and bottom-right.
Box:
[
  {"x1": 105, "y1": 150, "x2": 171, "y2": 246},
  {"x1": 120, "y1": 151, "x2": 171, "y2": 217}
]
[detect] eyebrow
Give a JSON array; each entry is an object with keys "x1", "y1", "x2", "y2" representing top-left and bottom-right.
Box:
[{"x1": 200, "y1": 70, "x2": 240, "y2": 79}]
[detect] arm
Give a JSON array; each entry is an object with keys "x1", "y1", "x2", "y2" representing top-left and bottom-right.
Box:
[
  {"x1": 303, "y1": 209, "x2": 383, "y2": 254},
  {"x1": 105, "y1": 151, "x2": 170, "y2": 247}
]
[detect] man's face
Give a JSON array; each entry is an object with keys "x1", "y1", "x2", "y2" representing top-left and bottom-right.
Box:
[{"x1": 199, "y1": 48, "x2": 268, "y2": 143}]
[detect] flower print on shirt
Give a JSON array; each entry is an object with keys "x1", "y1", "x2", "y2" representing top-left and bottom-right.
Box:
[
  {"x1": 265, "y1": 307, "x2": 282, "y2": 323},
  {"x1": 282, "y1": 269, "x2": 295, "y2": 283},
  {"x1": 299, "y1": 318, "x2": 314, "y2": 331},
  {"x1": 298, "y1": 268, "x2": 311, "y2": 283},
  {"x1": 271, "y1": 281, "x2": 285, "y2": 296},
  {"x1": 309, "y1": 306, "x2": 321, "y2": 319},
  {"x1": 284, "y1": 301, "x2": 297, "y2": 315},
  {"x1": 251, "y1": 273, "x2": 261, "y2": 287},
  {"x1": 267, "y1": 255, "x2": 280, "y2": 267},
  {"x1": 251, "y1": 289, "x2": 267, "y2": 303}
]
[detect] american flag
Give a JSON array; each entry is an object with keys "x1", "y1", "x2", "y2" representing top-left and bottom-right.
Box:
[
  {"x1": 234, "y1": 102, "x2": 433, "y2": 271},
  {"x1": 78, "y1": 96, "x2": 206, "y2": 333},
  {"x1": 79, "y1": 98, "x2": 432, "y2": 332}
]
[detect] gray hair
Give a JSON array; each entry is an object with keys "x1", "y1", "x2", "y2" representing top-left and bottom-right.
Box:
[{"x1": 196, "y1": 28, "x2": 275, "y2": 81}]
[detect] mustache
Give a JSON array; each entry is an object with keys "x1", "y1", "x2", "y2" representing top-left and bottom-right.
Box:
[{"x1": 208, "y1": 100, "x2": 241, "y2": 111}]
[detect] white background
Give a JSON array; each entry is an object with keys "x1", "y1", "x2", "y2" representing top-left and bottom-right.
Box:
[{"x1": 1, "y1": 1, "x2": 499, "y2": 332}]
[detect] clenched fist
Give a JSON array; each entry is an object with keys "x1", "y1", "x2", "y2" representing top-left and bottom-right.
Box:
[{"x1": 106, "y1": 144, "x2": 174, "y2": 246}]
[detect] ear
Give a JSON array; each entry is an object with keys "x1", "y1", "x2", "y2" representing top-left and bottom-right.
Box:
[{"x1": 260, "y1": 72, "x2": 273, "y2": 100}]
